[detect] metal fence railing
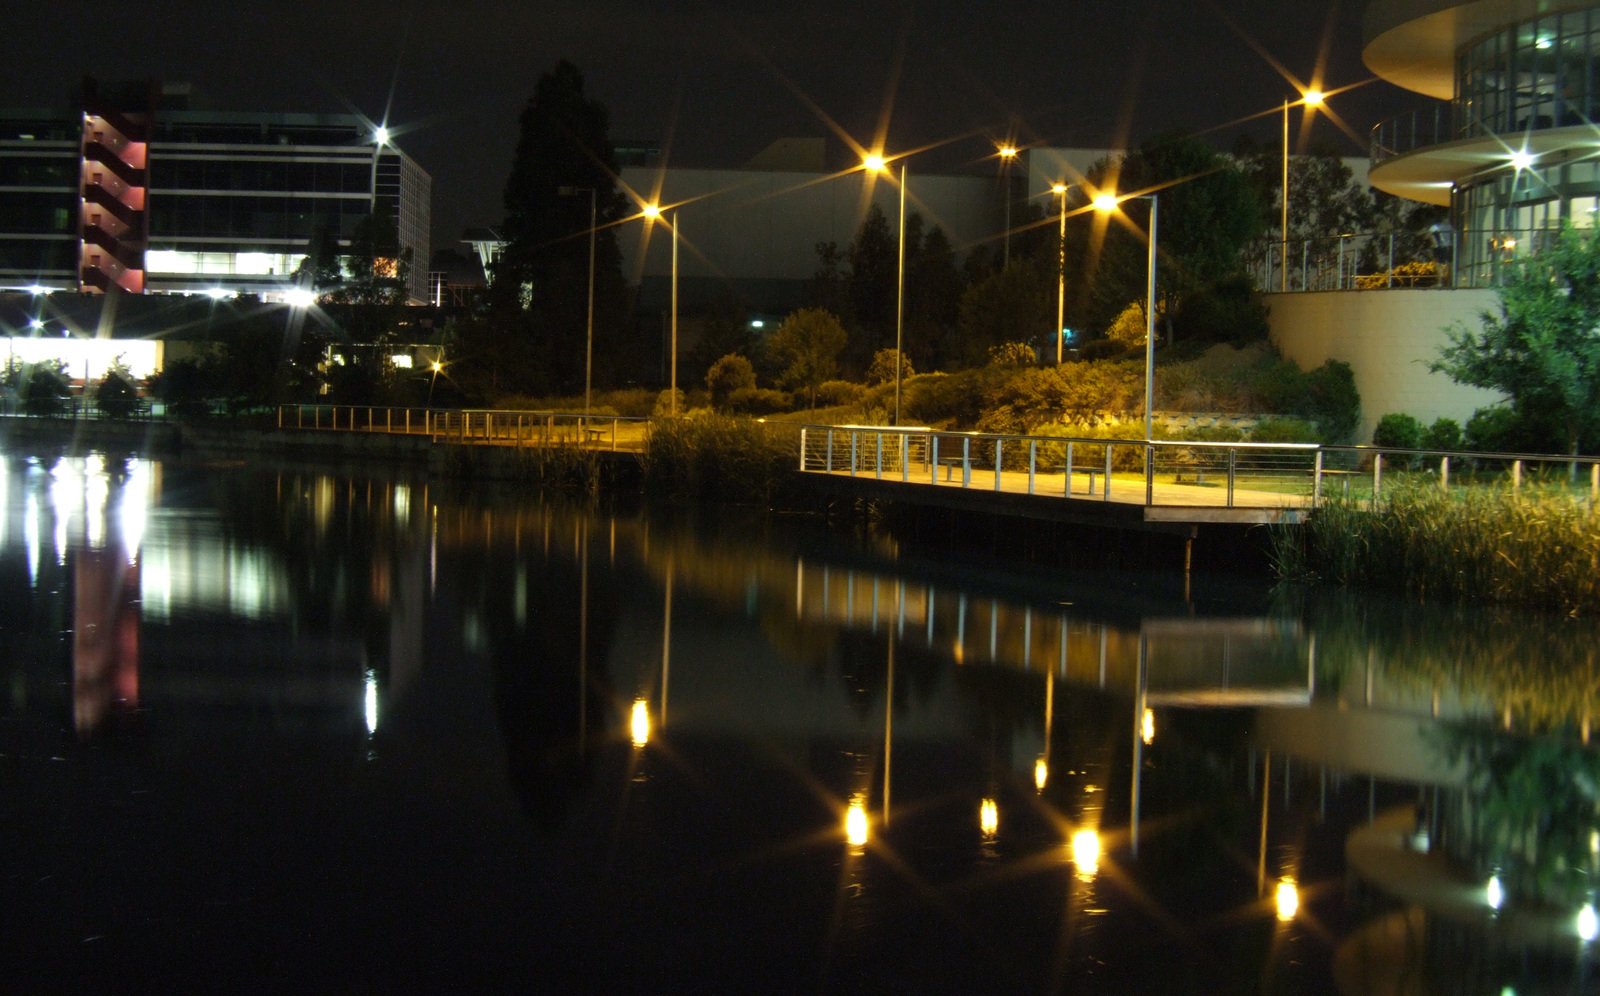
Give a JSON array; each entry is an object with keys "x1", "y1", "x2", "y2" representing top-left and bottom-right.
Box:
[
  {"x1": 275, "y1": 405, "x2": 650, "y2": 451},
  {"x1": 797, "y1": 425, "x2": 1600, "y2": 510}
]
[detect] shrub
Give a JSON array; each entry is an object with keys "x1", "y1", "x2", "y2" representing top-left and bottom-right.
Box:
[
  {"x1": 815, "y1": 380, "x2": 865, "y2": 406},
  {"x1": 728, "y1": 387, "x2": 793, "y2": 415},
  {"x1": 987, "y1": 341, "x2": 1038, "y2": 367},
  {"x1": 1372, "y1": 412, "x2": 1423, "y2": 449},
  {"x1": 865, "y1": 349, "x2": 913, "y2": 386},
  {"x1": 1464, "y1": 405, "x2": 1563, "y2": 455},
  {"x1": 1171, "y1": 274, "x2": 1269, "y2": 344},
  {"x1": 642, "y1": 413, "x2": 800, "y2": 506},
  {"x1": 1422, "y1": 417, "x2": 1462, "y2": 452},
  {"x1": 19, "y1": 362, "x2": 71, "y2": 416},
  {"x1": 705, "y1": 354, "x2": 756, "y2": 411},
  {"x1": 1249, "y1": 416, "x2": 1320, "y2": 443},
  {"x1": 95, "y1": 367, "x2": 141, "y2": 418},
  {"x1": 1298, "y1": 360, "x2": 1361, "y2": 442}
]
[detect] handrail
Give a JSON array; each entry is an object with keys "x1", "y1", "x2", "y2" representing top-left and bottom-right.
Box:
[{"x1": 794, "y1": 424, "x2": 1600, "y2": 511}]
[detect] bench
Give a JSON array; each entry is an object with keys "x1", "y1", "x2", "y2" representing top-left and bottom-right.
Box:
[
  {"x1": 582, "y1": 427, "x2": 606, "y2": 445},
  {"x1": 936, "y1": 455, "x2": 966, "y2": 481}
]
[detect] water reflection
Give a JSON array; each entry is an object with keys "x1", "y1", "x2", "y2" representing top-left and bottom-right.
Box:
[{"x1": 6, "y1": 452, "x2": 1600, "y2": 990}]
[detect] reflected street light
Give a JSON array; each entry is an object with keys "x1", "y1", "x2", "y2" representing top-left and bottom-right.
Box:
[
  {"x1": 1093, "y1": 190, "x2": 1159, "y2": 440},
  {"x1": 865, "y1": 153, "x2": 906, "y2": 425},
  {"x1": 558, "y1": 186, "x2": 597, "y2": 425},
  {"x1": 642, "y1": 203, "x2": 679, "y2": 416},
  {"x1": 1281, "y1": 89, "x2": 1324, "y2": 291}
]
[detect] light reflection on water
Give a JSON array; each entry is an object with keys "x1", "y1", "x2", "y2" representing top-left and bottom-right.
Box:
[{"x1": 4, "y1": 451, "x2": 1599, "y2": 992}]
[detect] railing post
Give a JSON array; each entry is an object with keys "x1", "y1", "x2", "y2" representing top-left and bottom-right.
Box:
[
  {"x1": 1591, "y1": 463, "x2": 1598, "y2": 504},
  {"x1": 1144, "y1": 444, "x2": 1154, "y2": 506},
  {"x1": 993, "y1": 439, "x2": 1002, "y2": 492},
  {"x1": 1313, "y1": 449, "x2": 1324, "y2": 504},
  {"x1": 875, "y1": 432, "x2": 884, "y2": 480},
  {"x1": 1227, "y1": 447, "x2": 1237, "y2": 507},
  {"x1": 850, "y1": 431, "x2": 858, "y2": 477},
  {"x1": 930, "y1": 435, "x2": 939, "y2": 484},
  {"x1": 1440, "y1": 455, "x2": 1449, "y2": 489},
  {"x1": 826, "y1": 429, "x2": 834, "y2": 472},
  {"x1": 1387, "y1": 234, "x2": 1395, "y2": 288},
  {"x1": 962, "y1": 437, "x2": 971, "y2": 488},
  {"x1": 1065, "y1": 442, "x2": 1074, "y2": 496},
  {"x1": 1028, "y1": 440, "x2": 1037, "y2": 495},
  {"x1": 1513, "y1": 459, "x2": 1522, "y2": 491},
  {"x1": 800, "y1": 427, "x2": 808, "y2": 471},
  {"x1": 1372, "y1": 452, "x2": 1383, "y2": 504},
  {"x1": 277, "y1": 406, "x2": 283, "y2": 429},
  {"x1": 900, "y1": 433, "x2": 910, "y2": 482},
  {"x1": 1103, "y1": 444, "x2": 1113, "y2": 499}
]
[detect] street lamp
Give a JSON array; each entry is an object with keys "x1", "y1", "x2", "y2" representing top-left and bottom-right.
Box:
[
  {"x1": 558, "y1": 185, "x2": 597, "y2": 425},
  {"x1": 1093, "y1": 190, "x2": 1159, "y2": 440},
  {"x1": 999, "y1": 145, "x2": 1019, "y2": 268},
  {"x1": 642, "y1": 202, "x2": 678, "y2": 416},
  {"x1": 1052, "y1": 183, "x2": 1068, "y2": 365},
  {"x1": 1281, "y1": 89, "x2": 1324, "y2": 291},
  {"x1": 369, "y1": 123, "x2": 389, "y2": 215},
  {"x1": 864, "y1": 152, "x2": 906, "y2": 425}
]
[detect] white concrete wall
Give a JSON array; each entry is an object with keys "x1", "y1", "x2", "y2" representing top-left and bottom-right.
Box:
[
  {"x1": 1267, "y1": 288, "x2": 1505, "y2": 443},
  {"x1": 618, "y1": 166, "x2": 1003, "y2": 285}
]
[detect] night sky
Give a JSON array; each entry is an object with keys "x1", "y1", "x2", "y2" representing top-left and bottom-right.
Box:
[{"x1": 5, "y1": 1, "x2": 1412, "y2": 255}]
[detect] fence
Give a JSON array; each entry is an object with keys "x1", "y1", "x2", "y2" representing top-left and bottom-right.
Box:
[
  {"x1": 797, "y1": 425, "x2": 1600, "y2": 510},
  {"x1": 276, "y1": 405, "x2": 648, "y2": 451}
]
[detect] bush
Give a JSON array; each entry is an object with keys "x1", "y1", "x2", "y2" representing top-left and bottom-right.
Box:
[
  {"x1": 1171, "y1": 274, "x2": 1269, "y2": 344},
  {"x1": 95, "y1": 368, "x2": 141, "y2": 418},
  {"x1": 815, "y1": 380, "x2": 865, "y2": 406},
  {"x1": 1464, "y1": 405, "x2": 1563, "y2": 454},
  {"x1": 705, "y1": 354, "x2": 756, "y2": 411},
  {"x1": 1422, "y1": 417, "x2": 1462, "y2": 452},
  {"x1": 1077, "y1": 338, "x2": 1132, "y2": 361},
  {"x1": 987, "y1": 341, "x2": 1038, "y2": 367},
  {"x1": 642, "y1": 413, "x2": 800, "y2": 506},
  {"x1": 865, "y1": 349, "x2": 913, "y2": 386},
  {"x1": 728, "y1": 387, "x2": 793, "y2": 415},
  {"x1": 1297, "y1": 360, "x2": 1361, "y2": 442},
  {"x1": 18, "y1": 362, "x2": 71, "y2": 416},
  {"x1": 1249, "y1": 416, "x2": 1321, "y2": 443},
  {"x1": 1372, "y1": 412, "x2": 1423, "y2": 449}
]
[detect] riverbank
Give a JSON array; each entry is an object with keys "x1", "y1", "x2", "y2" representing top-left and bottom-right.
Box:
[{"x1": 1273, "y1": 482, "x2": 1600, "y2": 617}]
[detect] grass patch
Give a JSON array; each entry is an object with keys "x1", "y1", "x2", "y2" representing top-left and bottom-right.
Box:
[
  {"x1": 642, "y1": 414, "x2": 801, "y2": 507},
  {"x1": 1273, "y1": 480, "x2": 1600, "y2": 615}
]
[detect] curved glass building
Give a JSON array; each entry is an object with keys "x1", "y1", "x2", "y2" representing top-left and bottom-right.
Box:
[{"x1": 1367, "y1": 1, "x2": 1600, "y2": 284}]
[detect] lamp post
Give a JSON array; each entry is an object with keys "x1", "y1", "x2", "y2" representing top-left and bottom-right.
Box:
[
  {"x1": 558, "y1": 185, "x2": 597, "y2": 424},
  {"x1": 1052, "y1": 183, "x2": 1068, "y2": 365},
  {"x1": 1094, "y1": 191, "x2": 1159, "y2": 440},
  {"x1": 642, "y1": 203, "x2": 679, "y2": 416},
  {"x1": 1281, "y1": 89, "x2": 1323, "y2": 292},
  {"x1": 369, "y1": 124, "x2": 389, "y2": 215},
  {"x1": 999, "y1": 145, "x2": 1019, "y2": 268},
  {"x1": 863, "y1": 153, "x2": 906, "y2": 425}
]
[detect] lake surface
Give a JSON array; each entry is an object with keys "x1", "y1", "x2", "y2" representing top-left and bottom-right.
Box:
[{"x1": 3, "y1": 449, "x2": 1598, "y2": 993}]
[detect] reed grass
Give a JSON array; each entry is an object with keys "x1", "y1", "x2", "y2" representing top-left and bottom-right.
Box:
[
  {"x1": 642, "y1": 415, "x2": 801, "y2": 506},
  {"x1": 1273, "y1": 480, "x2": 1600, "y2": 615}
]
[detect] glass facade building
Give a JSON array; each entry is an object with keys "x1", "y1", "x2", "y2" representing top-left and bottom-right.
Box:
[
  {"x1": 1367, "y1": 1, "x2": 1600, "y2": 286},
  {"x1": 0, "y1": 88, "x2": 431, "y2": 303}
]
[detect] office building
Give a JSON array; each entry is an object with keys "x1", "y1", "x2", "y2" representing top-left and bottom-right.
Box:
[{"x1": 0, "y1": 81, "x2": 431, "y2": 304}]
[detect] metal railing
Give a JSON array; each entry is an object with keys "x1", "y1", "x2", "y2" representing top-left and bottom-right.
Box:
[
  {"x1": 1252, "y1": 228, "x2": 1566, "y2": 294},
  {"x1": 276, "y1": 404, "x2": 648, "y2": 451},
  {"x1": 797, "y1": 426, "x2": 1600, "y2": 510}
]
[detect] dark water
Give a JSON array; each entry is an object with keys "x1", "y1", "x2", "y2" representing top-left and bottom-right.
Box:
[{"x1": 3, "y1": 450, "x2": 1597, "y2": 994}]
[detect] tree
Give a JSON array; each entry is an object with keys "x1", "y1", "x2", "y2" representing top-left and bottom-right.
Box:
[
  {"x1": 866, "y1": 348, "x2": 913, "y2": 386},
  {"x1": 845, "y1": 204, "x2": 898, "y2": 370},
  {"x1": 957, "y1": 264, "x2": 1051, "y2": 368},
  {"x1": 493, "y1": 61, "x2": 630, "y2": 395},
  {"x1": 770, "y1": 308, "x2": 848, "y2": 410},
  {"x1": 95, "y1": 360, "x2": 140, "y2": 418},
  {"x1": 1078, "y1": 135, "x2": 1264, "y2": 342},
  {"x1": 905, "y1": 224, "x2": 963, "y2": 371},
  {"x1": 1434, "y1": 222, "x2": 1600, "y2": 456},
  {"x1": 705, "y1": 353, "x2": 756, "y2": 411}
]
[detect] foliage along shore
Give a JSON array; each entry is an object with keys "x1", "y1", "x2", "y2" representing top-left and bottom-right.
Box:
[{"x1": 1272, "y1": 480, "x2": 1600, "y2": 617}]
